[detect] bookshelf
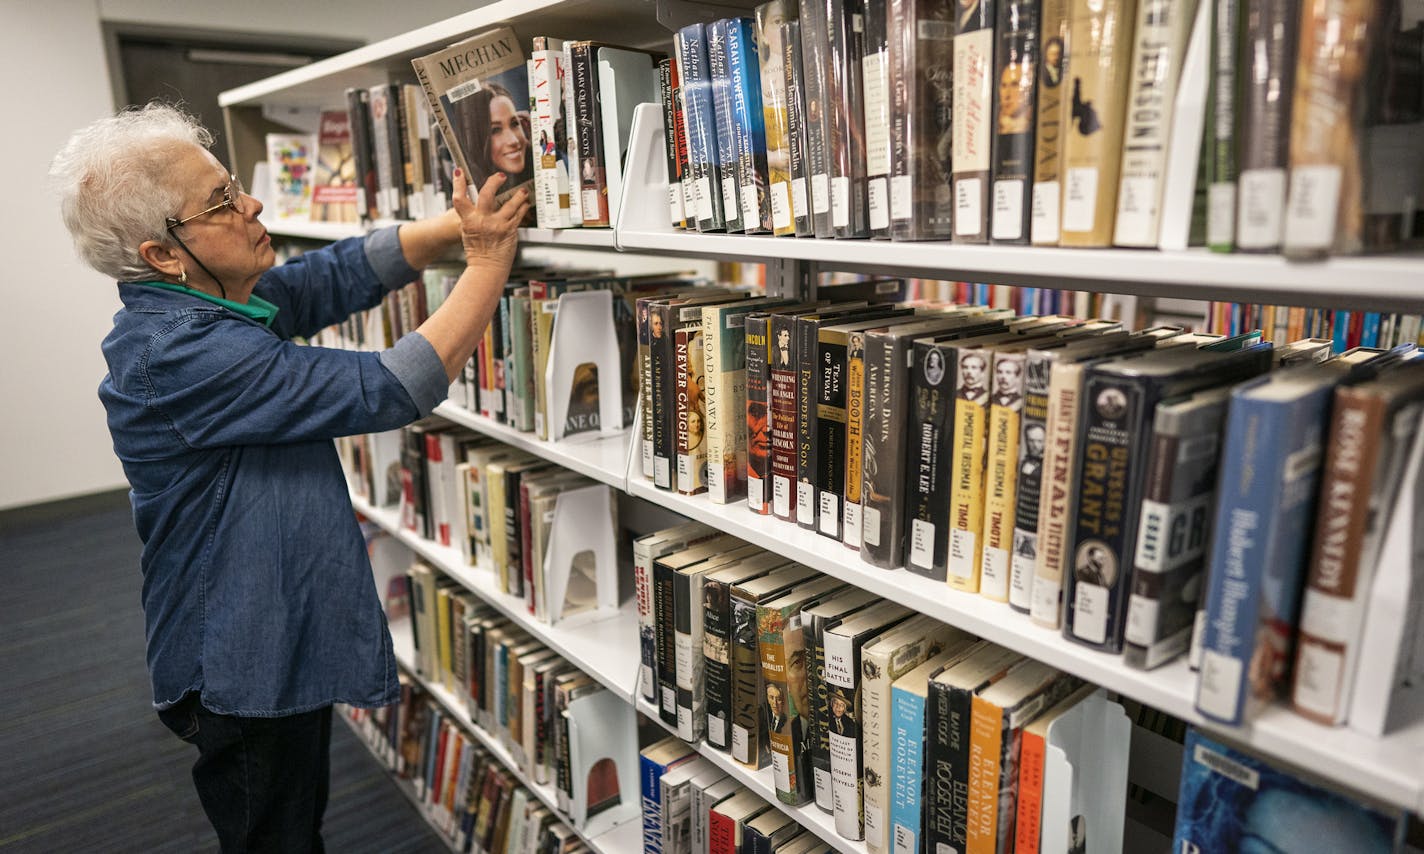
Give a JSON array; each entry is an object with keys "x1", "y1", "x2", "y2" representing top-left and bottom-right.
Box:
[
  {"x1": 264, "y1": 220, "x2": 619, "y2": 251},
  {"x1": 221, "y1": 0, "x2": 1424, "y2": 847}
]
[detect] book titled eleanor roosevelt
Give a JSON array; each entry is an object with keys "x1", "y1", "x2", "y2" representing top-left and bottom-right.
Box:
[{"x1": 412, "y1": 27, "x2": 534, "y2": 206}]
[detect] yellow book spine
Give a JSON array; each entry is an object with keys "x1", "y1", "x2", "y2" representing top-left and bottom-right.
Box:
[
  {"x1": 844, "y1": 331, "x2": 867, "y2": 548},
  {"x1": 488, "y1": 466, "x2": 508, "y2": 583},
  {"x1": 948, "y1": 391, "x2": 990, "y2": 591},
  {"x1": 981, "y1": 394, "x2": 1022, "y2": 602},
  {"x1": 436, "y1": 586, "x2": 453, "y2": 690}
]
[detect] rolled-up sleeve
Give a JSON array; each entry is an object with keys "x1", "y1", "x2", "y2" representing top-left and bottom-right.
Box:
[
  {"x1": 363, "y1": 225, "x2": 420, "y2": 291},
  {"x1": 380, "y1": 332, "x2": 450, "y2": 416}
]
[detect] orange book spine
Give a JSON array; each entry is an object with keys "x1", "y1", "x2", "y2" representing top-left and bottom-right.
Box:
[
  {"x1": 1014, "y1": 729, "x2": 1046, "y2": 853},
  {"x1": 966, "y1": 696, "x2": 1005, "y2": 854}
]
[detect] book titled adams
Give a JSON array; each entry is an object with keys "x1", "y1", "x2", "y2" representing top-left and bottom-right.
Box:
[{"x1": 412, "y1": 28, "x2": 535, "y2": 207}]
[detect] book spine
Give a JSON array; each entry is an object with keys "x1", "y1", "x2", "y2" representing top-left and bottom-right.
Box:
[
  {"x1": 704, "y1": 307, "x2": 727, "y2": 502},
  {"x1": 981, "y1": 352, "x2": 1026, "y2": 601},
  {"x1": 571, "y1": 43, "x2": 610, "y2": 227},
  {"x1": 1197, "y1": 392, "x2": 1325, "y2": 724},
  {"x1": 562, "y1": 43, "x2": 585, "y2": 226},
  {"x1": 675, "y1": 569, "x2": 703, "y2": 740},
  {"x1": 709, "y1": 21, "x2": 745, "y2": 232},
  {"x1": 1291, "y1": 387, "x2": 1384, "y2": 723},
  {"x1": 704, "y1": 579, "x2": 736, "y2": 750},
  {"x1": 948, "y1": 354, "x2": 992, "y2": 591},
  {"x1": 676, "y1": 324, "x2": 707, "y2": 495},
  {"x1": 1058, "y1": 0, "x2": 1139, "y2": 246},
  {"x1": 707, "y1": 810, "x2": 735, "y2": 854},
  {"x1": 1064, "y1": 371, "x2": 1150, "y2": 652},
  {"x1": 890, "y1": 0, "x2": 956, "y2": 240},
  {"x1": 798, "y1": 0, "x2": 835, "y2": 236},
  {"x1": 864, "y1": 0, "x2": 893, "y2": 237},
  {"x1": 953, "y1": 0, "x2": 996, "y2": 243},
  {"x1": 746, "y1": 316, "x2": 774, "y2": 514},
  {"x1": 796, "y1": 316, "x2": 821, "y2": 529},
  {"x1": 889, "y1": 686, "x2": 929, "y2": 854},
  {"x1": 964, "y1": 698, "x2": 1005, "y2": 854},
  {"x1": 730, "y1": 594, "x2": 766, "y2": 767},
  {"x1": 728, "y1": 18, "x2": 772, "y2": 233},
  {"x1": 906, "y1": 341, "x2": 955, "y2": 579},
  {"x1": 533, "y1": 46, "x2": 575, "y2": 229},
  {"x1": 345, "y1": 87, "x2": 378, "y2": 221},
  {"x1": 1014, "y1": 728, "x2": 1046, "y2": 853},
  {"x1": 1206, "y1": 0, "x2": 1240, "y2": 251},
  {"x1": 990, "y1": 0, "x2": 1039, "y2": 244},
  {"x1": 1010, "y1": 352, "x2": 1052, "y2": 611},
  {"x1": 823, "y1": 631, "x2": 867, "y2": 840},
  {"x1": 825, "y1": 0, "x2": 872, "y2": 237},
  {"x1": 1281, "y1": 0, "x2": 1375, "y2": 257},
  {"x1": 861, "y1": 647, "x2": 915, "y2": 852},
  {"x1": 816, "y1": 330, "x2": 852, "y2": 541},
  {"x1": 782, "y1": 21, "x2": 815, "y2": 236},
  {"x1": 760, "y1": 606, "x2": 798, "y2": 801},
  {"x1": 640, "y1": 301, "x2": 656, "y2": 479},
  {"x1": 861, "y1": 332, "x2": 904, "y2": 566},
  {"x1": 655, "y1": 559, "x2": 680, "y2": 725},
  {"x1": 640, "y1": 754, "x2": 667, "y2": 854},
  {"x1": 635, "y1": 546, "x2": 658, "y2": 704},
  {"x1": 660, "y1": 59, "x2": 687, "y2": 228},
  {"x1": 770, "y1": 315, "x2": 801, "y2": 523},
  {"x1": 843, "y1": 331, "x2": 868, "y2": 549},
  {"x1": 806, "y1": 613, "x2": 836, "y2": 811},
  {"x1": 651, "y1": 304, "x2": 678, "y2": 490},
  {"x1": 1112, "y1": 0, "x2": 1193, "y2": 247},
  {"x1": 759, "y1": 1, "x2": 799, "y2": 235},
  {"x1": 1030, "y1": 362, "x2": 1087, "y2": 628},
  {"x1": 678, "y1": 25, "x2": 727, "y2": 231},
  {"x1": 922, "y1": 681, "x2": 961, "y2": 853}
]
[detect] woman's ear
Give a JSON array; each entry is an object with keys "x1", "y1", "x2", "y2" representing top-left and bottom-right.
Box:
[{"x1": 138, "y1": 239, "x2": 183, "y2": 280}]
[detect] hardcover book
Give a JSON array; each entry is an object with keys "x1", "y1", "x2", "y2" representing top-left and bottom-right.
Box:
[
  {"x1": 677, "y1": 23, "x2": 728, "y2": 231},
  {"x1": 705, "y1": 553, "x2": 796, "y2": 751},
  {"x1": 1205, "y1": 0, "x2": 1240, "y2": 252},
  {"x1": 825, "y1": 0, "x2": 871, "y2": 237},
  {"x1": 888, "y1": 0, "x2": 957, "y2": 240},
  {"x1": 311, "y1": 110, "x2": 359, "y2": 223},
  {"x1": 676, "y1": 544, "x2": 765, "y2": 740},
  {"x1": 757, "y1": 0, "x2": 800, "y2": 235},
  {"x1": 781, "y1": 20, "x2": 816, "y2": 236},
  {"x1": 530, "y1": 37, "x2": 579, "y2": 229},
  {"x1": 708, "y1": 21, "x2": 744, "y2": 233},
  {"x1": 862, "y1": 0, "x2": 893, "y2": 237},
  {"x1": 989, "y1": 0, "x2": 1039, "y2": 243},
  {"x1": 730, "y1": 564, "x2": 819, "y2": 768},
  {"x1": 796, "y1": 0, "x2": 835, "y2": 236},
  {"x1": 726, "y1": 17, "x2": 772, "y2": 233},
  {"x1": 952, "y1": 0, "x2": 995, "y2": 243},
  {"x1": 802, "y1": 587, "x2": 880, "y2": 812}
]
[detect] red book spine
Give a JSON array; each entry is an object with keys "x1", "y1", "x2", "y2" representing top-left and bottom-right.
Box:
[
  {"x1": 1014, "y1": 730, "x2": 1046, "y2": 854},
  {"x1": 520, "y1": 479, "x2": 536, "y2": 612},
  {"x1": 431, "y1": 722, "x2": 451, "y2": 807},
  {"x1": 708, "y1": 810, "x2": 736, "y2": 854}
]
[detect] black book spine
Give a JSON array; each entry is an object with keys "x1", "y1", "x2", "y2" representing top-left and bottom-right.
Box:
[
  {"x1": 825, "y1": 0, "x2": 871, "y2": 237},
  {"x1": 658, "y1": 59, "x2": 685, "y2": 229},
  {"x1": 673, "y1": 567, "x2": 697, "y2": 733},
  {"x1": 923, "y1": 680, "x2": 971, "y2": 852},
  {"x1": 905, "y1": 341, "x2": 956, "y2": 579},
  {"x1": 570, "y1": 42, "x2": 609, "y2": 226},
  {"x1": 703, "y1": 578, "x2": 736, "y2": 750},
  {"x1": 797, "y1": 0, "x2": 835, "y2": 236},
  {"x1": 805, "y1": 612, "x2": 835, "y2": 812},
  {"x1": 504, "y1": 469, "x2": 524, "y2": 597},
  {"x1": 815, "y1": 332, "x2": 850, "y2": 540},
  {"x1": 860, "y1": 332, "x2": 903, "y2": 567},
  {"x1": 746, "y1": 315, "x2": 774, "y2": 514},
  {"x1": 380, "y1": 84, "x2": 408, "y2": 220},
  {"x1": 782, "y1": 21, "x2": 814, "y2": 237},
  {"x1": 990, "y1": 0, "x2": 1039, "y2": 244},
  {"x1": 795, "y1": 315, "x2": 821, "y2": 530},
  {"x1": 655, "y1": 558, "x2": 680, "y2": 724},
  {"x1": 1010, "y1": 352, "x2": 1052, "y2": 611},
  {"x1": 650, "y1": 304, "x2": 678, "y2": 490},
  {"x1": 952, "y1": 0, "x2": 994, "y2": 243},
  {"x1": 770, "y1": 314, "x2": 801, "y2": 523},
  {"x1": 730, "y1": 594, "x2": 766, "y2": 767},
  {"x1": 345, "y1": 87, "x2": 378, "y2": 222},
  {"x1": 863, "y1": 0, "x2": 892, "y2": 237}
]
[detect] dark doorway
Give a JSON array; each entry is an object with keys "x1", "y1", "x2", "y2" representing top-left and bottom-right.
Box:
[{"x1": 104, "y1": 24, "x2": 361, "y2": 171}]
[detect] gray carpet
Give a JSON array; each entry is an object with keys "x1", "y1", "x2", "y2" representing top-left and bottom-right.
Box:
[{"x1": 0, "y1": 491, "x2": 446, "y2": 853}]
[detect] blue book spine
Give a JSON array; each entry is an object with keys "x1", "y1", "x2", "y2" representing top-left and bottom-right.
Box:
[
  {"x1": 707, "y1": 20, "x2": 743, "y2": 232},
  {"x1": 677, "y1": 24, "x2": 726, "y2": 231},
  {"x1": 640, "y1": 754, "x2": 668, "y2": 854},
  {"x1": 1195, "y1": 379, "x2": 1332, "y2": 725},
  {"x1": 495, "y1": 644, "x2": 508, "y2": 729},
  {"x1": 888, "y1": 685, "x2": 928, "y2": 854},
  {"x1": 1362, "y1": 312, "x2": 1381, "y2": 348},
  {"x1": 1332, "y1": 310, "x2": 1350, "y2": 352},
  {"x1": 726, "y1": 17, "x2": 770, "y2": 233}
]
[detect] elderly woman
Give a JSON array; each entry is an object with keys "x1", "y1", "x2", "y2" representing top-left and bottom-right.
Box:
[{"x1": 50, "y1": 103, "x2": 527, "y2": 852}]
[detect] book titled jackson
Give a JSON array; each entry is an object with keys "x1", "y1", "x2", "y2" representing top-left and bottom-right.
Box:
[{"x1": 412, "y1": 28, "x2": 534, "y2": 207}]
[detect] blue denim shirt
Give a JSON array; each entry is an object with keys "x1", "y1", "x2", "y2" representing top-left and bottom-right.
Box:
[{"x1": 99, "y1": 227, "x2": 450, "y2": 716}]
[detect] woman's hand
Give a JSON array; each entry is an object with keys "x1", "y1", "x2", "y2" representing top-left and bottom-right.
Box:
[{"x1": 452, "y1": 169, "x2": 529, "y2": 271}]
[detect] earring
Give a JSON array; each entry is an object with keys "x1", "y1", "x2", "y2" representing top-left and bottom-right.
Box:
[{"x1": 179, "y1": 268, "x2": 188, "y2": 285}]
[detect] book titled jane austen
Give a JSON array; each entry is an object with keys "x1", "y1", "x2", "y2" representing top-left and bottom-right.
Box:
[{"x1": 412, "y1": 28, "x2": 534, "y2": 207}]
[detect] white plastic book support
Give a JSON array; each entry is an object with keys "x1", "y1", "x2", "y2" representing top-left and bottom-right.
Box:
[
  {"x1": 544, "y1": 289, "x2": 623, "y2": 441},
  {"x1": 1157, "y1": 0, "x2": 1211, "y2": 251},
  {"x1": 1041, "y1": 691, "x2": 1130, "y2": 854},
  {"x1": 599, "y1": 53, "x2": 661, "y2": 229},
  {"x1": 614, "y1": 102, "x2": 672, "y2": 242},
  {"x1": 542, "y1": 482, "x2": 619, "y2": 627}
]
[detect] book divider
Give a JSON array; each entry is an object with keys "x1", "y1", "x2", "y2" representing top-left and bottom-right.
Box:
[
  {"x1": 544, "y1": 290, "x2": 624, "y2": 441},
  {"x1": 543, "y1": 482, "x2": 621, "y2": 626}
]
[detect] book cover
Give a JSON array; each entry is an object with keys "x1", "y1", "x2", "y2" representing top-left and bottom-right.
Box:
[
  {"x1": 727, "y1": 17, "x2": 772, "y2": 233},
  {"x1": 676, "y1": 24, "x2": 728, "y2": 232},
  {"x1": 311, "y1": 111, "x2": 359, "y2": 223},
  {"x1": 659, "y1": 58, "x2": 688, "y2": 228},
  {"x1": 675, "y1": 322, "x2": 708, "y2": 496},
  {"x1": 953, "y1": 0, "x2": 996, "y2": 242},
  {"x1": 677, "y1": 544, "x2": 764, "y2": 740},
  {"x1": 797, "y1": 0, "x2": 835, "y2": 236},
  {"x1": 730, "y1": 565, "x2": 819, "y2": 768},
  {"x1": 781, "y1": 20, "x2": 816, "y2": 236},
  {"x1": 704, "y1": 551, "x2": 791, "y2": 750},
  {"x1": 1173, "y1": 729, "x2": 1404, "y2": 853},
  {"x1": 990, "y1": 0, "x2": 1039, "y2": 243},
  {"x1": 708, "y1": 21, "x2": 745, "y2": 233},
  {"x1": 367, "y1": 84, "x2": 404, "y2": 219},
  {"x1": 756, "y1": 0, "x2": 799, "y2": 235},
  {"x1": 530, "y1": 37, "x2": 579, "y2": 229},
  {"x1": 770, "y1": 313, "x2": 802, "y2": 522},
  {"x1": 709, "y1": 790, "x2": 772, "y2": 854},
  {"x1": 411, "y1": 28, "x2": 534, "y2": 208},
  {"x1": 640, "y1": 737, "x2": 700, "y2": 854},
  {"x1": 980, "y1": 347, "x2": 1031, "y2": 599},
  {"x1": 265, "y1": 132, "x2": 316, "y2": 221},
  {"x1": 706, "y1": 299, "x2": 795, "y2": 503},
  {"x1": 561, "y1": 41, "x2": 587, "y2": 226},
  {"x1": 345, "y1": 87, "x2": 379, "y2": 220},
  {"x1": 825, "y1": 0, "x2": 871, "y2": 237},
  {"x1": 906, "y1": 337, "x2": 963, "y2": 579},
  {"x1": 570, "y1": 41, "x2": 611, "y2": 226},
  {"x1": 802, "y1": 587, "x2": 881, "y2": 812},
  {"x1": 889, "y1": 0, "x2": 957, "y2": 240},
  {"x1": 399, "y1": 83, "x2": 433, "y2": 219},
  {"x1": 863, "y1": 0, "x2": 893, "y2": 237},
  {"x1": 746, "y1": 313, "x2": 777, "y2": 513},
  {"x1": 1205, "y1": 0, "x2": 1240, "y2": 252},
  {"x1": 886, "y1": 646, "x2": 972, "y2": 854},
  {"x1": 1057, "y1": 0, "x2": 1139, "y2": 246}
]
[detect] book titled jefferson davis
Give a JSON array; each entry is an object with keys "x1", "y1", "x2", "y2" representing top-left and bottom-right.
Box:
[{"x1": 412, "y1": 27, "x2": 534, "y2": 206}]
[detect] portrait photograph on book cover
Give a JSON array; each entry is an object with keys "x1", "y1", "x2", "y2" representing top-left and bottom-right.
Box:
[{"x1": 443, "y1": 66, "x2": 534, "y2": 199}]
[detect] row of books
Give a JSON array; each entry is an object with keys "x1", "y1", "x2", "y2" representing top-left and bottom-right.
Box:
[
  {"x1": 650, "y1": 0, "x2": 1421, "y2": 255},
  {"x1": 1201, "y1": 302, "x2": 1424, "y2": 353},
  {"x1": 402, "y1": 560, "x2": 640, "y2": 835},
  {"x1": 640, "y1": 736, "x2": 833, "y2": 854},
  {"x1": 634, "y1": 524, "x2": 1137, "y2": 850},
  {"x1": 632, "y1": 289, "x2": 1424, "y2": 733},
  {"x1": 342, "y1": 682, "x2": 588, "y2": 854}
]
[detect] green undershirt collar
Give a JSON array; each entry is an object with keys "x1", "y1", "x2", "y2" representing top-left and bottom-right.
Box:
[{"x1": 132, "y1": 280, "x2": 279, "y2": 327}]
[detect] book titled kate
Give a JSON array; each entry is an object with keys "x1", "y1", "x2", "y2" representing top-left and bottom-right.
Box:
[{"x1": 412, "y1": 28, "x2": 535, "y2": 207}]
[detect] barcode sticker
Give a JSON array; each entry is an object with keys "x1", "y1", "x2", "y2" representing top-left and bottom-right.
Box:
[
  {"x1": 640, "y1": 664, "x2": 655, "y2": 701},
  {"x1": 863, "y1": 506, "x2": 881, "y2": 547},
  {"x1": 708, "y1": 715, "x2": 727, "y2": 748},
  {"x1": 677, "y1": 706, "x2": 693, "y2": 741},
  {"x1": 581, "y1": 188, "x2": 600, "y2": 219},
  {"x1": 948, "y1": 529, "x2": 976, "y2": 578},
  {"x1": 1125, "y1": 593, "x2": 1159, "y2": 646},
  {"x1": 832, "y1": 176, "x2": 851, "y2": 228},
  {"x1": 1071, "y1": 582, "x2": 1109, "y2": 644},
  {"x1": 1293, "y1": 643, "x2": 1344, "y2": 720},
  {"x1": 677, "y1": 453, "x2": 694, "y2": 492},
  {"x1": 1208, "y1": 182, "x2": 1237, "y2": 246},
  {"x1": 668, "y1": 183, "x2": 685, "y2": 225},
  {"x1": 661, "y1": 685, "x2": 676, "y2": 714},
  {"x1": 748, "y1": 475, "x2": 765, "y2": 511},
  {"x1": 1031, "y1": 180, "x2": 1061, "y2": 243},
  {"x1": 772, "y1": 182, "x2": 793, "y2": 230},
  {"x1": 893, "y1": 825, "x2": 916, "y2": 854},
  {"x1": 1197, "y1": 649, "x2": 1244, "y2": 722},
  {"x1": 991, "y1": 179, "x2": 1025, "y2": 240},
  {"x1": 813, "y1": 173, "x2": 831, "y2": 214},
  {"x1": 1237, "y1": 168, "x2": 1286, "y2": 249},
  {"x1": 820, "y1": 492, "x2": 839, "y2": 534},
  {"x1": 798, "y1": 481, "x2": 816, "y2": 520},
  {"x1": 891, "y1": 174, "x2": 913, "y2": 221},
  {"x1": 732, "y1": 725, "x2": 750, "y2": 764},
  {"x1": 869, "y1": 177, "x2": 889, "y2": 230},
  {"x1": 981, "y1": 547, "x2": 1009, "y2": 598},
  {"x1": 655, "y1": 457, "x2": 671, "y2": 489},
  {"x1": 1010, "y1": 545, "x2": 1036, "y2": 609},
  {"x1": 707, "y1": 465, "x2": 725, "y2": 501},
  {"x1": 814, "y1": 768, "x2": 834, "y2": 810},
  {"x1": 793, "y1": 177, "x2": 810, "y2": 222},
  {"x1": 696, "y1": 177, "x2": 714, "y2": 221},
  {"x1": 1031, "y1": 577, "x2": 1062, "y2": 627},
  {"x1": 682, "y1": 179, "x2": 698, "y2": 225},
  {"x1": 772, "y1": 751, "x2": 791, "y2": 792},
  {"x1": 774, "y1": 475, "x2": 792, "y2": 517},
  {"x1": 843, "y1": 503, "x2": 862, "y2": 548},
  {"x1": 741, "y1": 183, "x2": 760, "y2": 227},
  {"x1": 955, "y1": 177, "x2": 982, "y2": 235},
  {"x1": 1062, "y1": 168, "x2": 1098, "y2": 233},
  {"x1": 909, "y1": 519, "x2": 935, "y2": 568},
  {"x1": 1114, "y1": 175, "x2": 1155, "y2": 245},
  {"x1": 723, "y1": 177, "x2": 739, "y2": 223},
  {"x1": 865, "y1": 803, "x2": 884, "y2": 844}
]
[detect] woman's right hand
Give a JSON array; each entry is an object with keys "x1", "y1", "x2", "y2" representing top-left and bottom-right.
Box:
[{"x1": 451, "y1": 169, "x2": 529, "y2": 270}]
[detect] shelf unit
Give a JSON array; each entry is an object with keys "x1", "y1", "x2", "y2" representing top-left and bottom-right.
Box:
[
  {"x1": 264, "y1": 220, "x2": 619, "y2": 251},
  {"x1": 335, "y1": 711, "x2": 460, "y2": 853},
  {"x1": 223, "y1": 0, "x2": 1424, "y2": 846}
]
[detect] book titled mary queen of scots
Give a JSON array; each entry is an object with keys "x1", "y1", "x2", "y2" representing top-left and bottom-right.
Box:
[{"x1": 412, "y1": 28, "x2": 533, "y2": 205}]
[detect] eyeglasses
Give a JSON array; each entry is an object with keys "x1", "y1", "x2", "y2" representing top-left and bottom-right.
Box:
[{"x1": 166, "y1": 175, "x2": 247, "y2": 230}]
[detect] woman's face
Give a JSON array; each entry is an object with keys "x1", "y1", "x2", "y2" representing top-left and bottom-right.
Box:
[
  {"x1": 164, "y1": 144, "x2": 274, "y2": 292},
  {"x1": 488, "y1": 94, "x2": 527, "y2": 176}
]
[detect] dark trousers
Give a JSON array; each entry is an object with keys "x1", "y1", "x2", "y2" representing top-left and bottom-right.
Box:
[{"x1": 158, "y1": 693, "x2": 332, "y2": 854}]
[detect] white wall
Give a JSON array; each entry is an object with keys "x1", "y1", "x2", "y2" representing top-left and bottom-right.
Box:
[{"x1": 0, "y1": 0, "x2": 482, "y2": 511}]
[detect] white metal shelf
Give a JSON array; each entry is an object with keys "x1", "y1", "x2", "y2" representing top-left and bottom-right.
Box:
[
  {"x1": 623, "y1": 478, "x2": 1424, "y2": 814},
  {"x1": 354, "y1": 495, "x2": 639, "y2": 703},
  {"x1": 389, "y1": 627, "x2": 643, "y2": 854},
  {"x1": 635, "y1": 697, "x2": 864, "y2": 854},
  {"x1": 434, "y1": 402, "x2": 630, "y2": 490},
  {"x1": 267, "y1": 220, "x2": 366, "y2": 242},
  {"x1": 265, "y1": 219, "x2": 619, "y2": 251}
]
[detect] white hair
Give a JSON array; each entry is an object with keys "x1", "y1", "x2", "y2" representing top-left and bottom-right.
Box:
[{"x1": 49, "y1": 102, "x2": 214, "y2": 281}]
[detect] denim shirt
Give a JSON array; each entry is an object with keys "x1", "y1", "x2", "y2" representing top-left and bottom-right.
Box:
[{"x1": 99, "y1": 227, "x2": 450, "y2": 716}]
